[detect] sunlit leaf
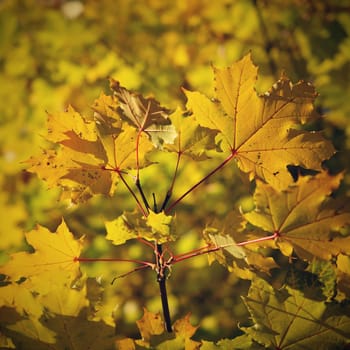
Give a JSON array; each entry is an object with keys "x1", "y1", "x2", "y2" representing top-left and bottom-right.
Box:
[
  {"x1": 105, "y1": 211, "x2": 139, "y2": 245},
  {"x1": 106, "y1": 210, "x2": 175, "y2": 245},
  {"x1": 0, "y1": 219, "x2": 83, "y2": 281},
  {"x1": 33, "y1": 271, "x2": 88, "y2": 317},
  {"x1": 203, "y1": 211, "x2": 277, "y2": 278},
  {"x1": 136, "y1": 308, "x2": 164, "y2": 345},
  {"x1": 27, "y1": 105, "x2": 154, "y2": 203},
  {"x1": 92, "y1": 92, "x2": 122, "y2": 134},
  {"x1": 117, "y1": 310, "x2": 201, "y2": 349},
  {"x1": 244, "y1": 172, "x2": 350, "y2": 260},
  {"x1": 185, "y1": 54, "x2": 335, "y2": 189},
  {"x1": 165, "y1": 108, "x2": 217, "y2": 160},
  {"x1": 146, "y1": 211, "x2": 176, "y2": 242},
  {"x1": 0, "y1": 284, "x2": 43, "y2": 318},
  {"x1": 46, "y1": 106, "x2": 98, "y2": 144}
]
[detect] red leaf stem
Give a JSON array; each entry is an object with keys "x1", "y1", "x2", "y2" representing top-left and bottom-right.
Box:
[{"x1": 165, "y1": 152, "x2": 235, "y2": 214}]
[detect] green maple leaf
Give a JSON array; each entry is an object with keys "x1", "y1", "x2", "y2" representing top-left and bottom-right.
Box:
[
  {"x1": 184, "y1": 53, "x2": 335, "y2": 190},
  {"x1": 241, "y1": 277, "x2": 350, "y2": 349},
  {"x1": 243, "y1": 171, "x2": 350, "y2": 261}
]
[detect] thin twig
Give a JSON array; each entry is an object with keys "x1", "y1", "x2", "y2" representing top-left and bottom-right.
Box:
[
  {"x1": 171, "y1": 232, "x2": 278, "y2": 264},
  {"x1": 118, "y1": 171, "x2": 147, "y2": 217},
  {"x1": 165, "y1": 152, "x2": 235, "y2": 214},
  {"x1": 136, "y1": 178, "x2": 150, "y2": 212},
  {"x1": 160, "y1": 151, "x2": 182, "y2": 212},
  {"x1": 111, "y1": 265, "x2": 152, "y2": 284},
  {"x1": 75, "y1": 256, "x2": 154, "y2": 267}
]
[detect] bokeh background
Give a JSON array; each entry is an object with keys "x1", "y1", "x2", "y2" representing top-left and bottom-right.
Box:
[{"x1": 1, "y1": 0, "x2": 350, "y2": 342}]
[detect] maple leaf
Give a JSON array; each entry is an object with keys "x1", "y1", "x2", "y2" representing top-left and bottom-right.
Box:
[
  {"x1": 0, "y1": 219, "x2": 83, "y2": 281},
  {"x1": 105, "y1": 211, "x2": 140, "y2": 245},
  {"x1": 145, "y1": 210, "x2": 176, "y2": 242},
  {"x1": 165, "y1": 108, "x2": 217, "y2": 160},
  {"x1": 5, "y1": 311, "x2": 115, "y2": 350},
  {"x1": 91, "y1": 92, "x2": 122, "y2": 134},
  {"x1": 106, "y1": 210, "x2": 176, "y2": 245},
  {"x1": 33, "y1": 271, "x2": 89, "y2": 317},
  {"x1": 27, "y1": 103, "x2": 154, "y2": 203},
  {"x1": 201, "y1": 334, "x2": 264, "y2": 350},
  {"x1": 0, "y1": 284, "x2": 43, "y2": 318},
  {"x1": 241, "y1": 277, "x2": 350, "y2": 349},
  {"x1": 184, "y1": 53, "x2": 335, "y2": 190},
  {"x1": 111, "y1": 80, "x2": 176, "y2": 147},
  {"x1": 116, "y1": 309, "x2": 201, "y2": 350},
  {"x1": 6, "y1": 318, "x2": 57, "y2": 348},
  {"x1": 1, "y1": 269, "x2": 114, "y2": 349},
  {"x1": 203, "y1": 211, "x2": 277, "y2": 279},
  {"x1": 136, "y1": 308, "x2": 165, "y2": 345},
  {"x1": 243, "y1": 171, "x2": 350, "y2": 261}
]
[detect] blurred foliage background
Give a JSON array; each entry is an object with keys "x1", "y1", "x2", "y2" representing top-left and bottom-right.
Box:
[{"x1": 1, "y1": 0, "x2": 350, "y2": 341}]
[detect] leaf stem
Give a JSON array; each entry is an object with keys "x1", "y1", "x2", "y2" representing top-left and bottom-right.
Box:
[
  {"x1": 111, "y1": 264, "x2": 151, "y2": 284},
  {"x1": 75, "y1": 256, "x2": 154, "y2": 267},
  {"x1": 118, "y1": 171, "x2": 148, "y2": 217},
  {"x1": 165, "y1": 152, "x2": 235, "y2": 214},
  {"x1": 236, "y1": 232, "x2": 279, "y2": 246},
  {"x1": 161, "y1": 151, "x2": 182, "y2": 211},
  {"x1": 136, "y1": 178, "x2": 150, "y2": 212},
  {"x1": 136, "y1": 130, "x2": 142, "y2": 181},
  {"x1": 171, "y1": 232, "x2": 278, "y2": 264}
]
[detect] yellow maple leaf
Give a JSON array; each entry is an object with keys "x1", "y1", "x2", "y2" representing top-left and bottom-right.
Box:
[
  {"x1": 165, "y1": 107, "x2": 217, "y2": 160},
  {"x1": 0, "y1": 284, "x2": 43, "y2": 318},
  {"x1": 0, "y1": 219, "x2": 83, "y2": 281},
  {"x1": 26, "y1": 101, "x2": 154, "y2": 203},
  {"x1": 185, "y1": 53, "x2": 335, "y2": 190},
  {"x1": 106, "y1": 209, "x2": 176, "y2": 245},
  {"x1": 46, "y1": 105, "x2": 98, "y2": 144},
  {"x1": 244, "y1": 171, "x2": 350, "y2": 260}
]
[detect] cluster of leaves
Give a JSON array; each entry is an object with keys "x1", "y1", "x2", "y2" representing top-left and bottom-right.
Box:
[{"x1": 1, "y1": 53, "x2": 350, "y2": 349}]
